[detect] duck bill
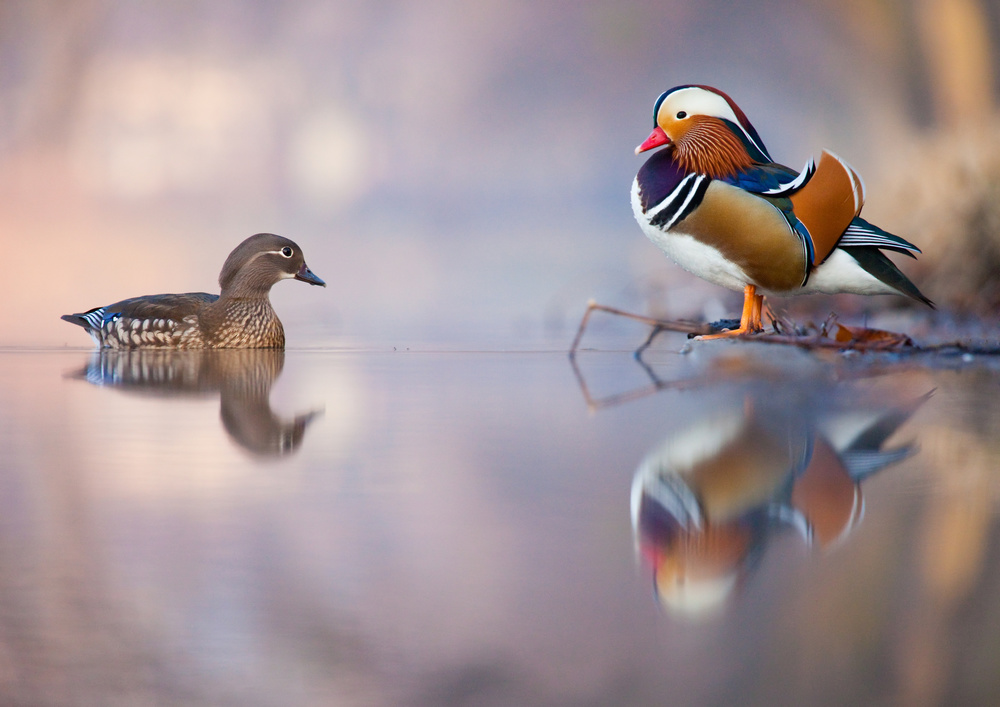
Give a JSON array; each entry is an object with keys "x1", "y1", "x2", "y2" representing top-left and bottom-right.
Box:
[
  {"x1": 295, "y1": 263, "x2": 326, "y2": 287},
  {"x1": 635, "y1": 126, "x2": 670, "y2": 155}
]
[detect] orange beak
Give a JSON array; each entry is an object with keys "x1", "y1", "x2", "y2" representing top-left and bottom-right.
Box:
[{"x1": 635, "y1": 126, "x2": 670, "y2": 155}]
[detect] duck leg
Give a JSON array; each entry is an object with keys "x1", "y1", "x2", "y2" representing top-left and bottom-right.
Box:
[
  {"x1": 749, "y1": 289, "x2": 764, "y2": 332},
  {"x1": 697, "y1": 284, "x2": 765, "y2": 339}
]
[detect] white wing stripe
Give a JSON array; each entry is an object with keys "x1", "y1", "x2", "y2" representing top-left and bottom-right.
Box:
[
  {"x1": 662, "y1": 175, "x2": 707, "y2": 231},
  {"x1": 761, "y1": 158, "x2": 816, "y2": 196},
  {"x1": 645, "y1": 173, "x2": 698, "y2": 219},
  {"x1": 645, "y1": 174, "x2": 709, "y2": 232}
]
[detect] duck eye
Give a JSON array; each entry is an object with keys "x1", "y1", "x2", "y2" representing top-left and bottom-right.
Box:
[
  {"x1": 280, "y1": 247, "x2": 293, "y2": 258},
  {"x1": 676, "y1": 111, "x2": 687, "y2": 119}
]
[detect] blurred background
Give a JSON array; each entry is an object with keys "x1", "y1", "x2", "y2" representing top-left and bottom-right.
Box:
[
  {"x1": 2, "y1": 0, "x2": 999, "y2": 349},
  {"x1": 2, "y1": 4, "x2": 1000, "y2": 704}
]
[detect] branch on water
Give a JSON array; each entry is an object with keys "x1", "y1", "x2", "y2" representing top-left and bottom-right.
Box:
[
  {"x1": 570, "y1": 300, "x2": 1000, "y2": 356},
  {"x1": 568, "y1": 300, "x2": 714, "y2": 355}
]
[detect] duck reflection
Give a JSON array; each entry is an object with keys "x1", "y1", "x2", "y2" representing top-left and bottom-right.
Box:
[
  {"x1": 631, "y1": 389, "x2": 926, "y2": 618},
  {"x1": 70, "y1": 349, "x2": 319, "y2": 457}
]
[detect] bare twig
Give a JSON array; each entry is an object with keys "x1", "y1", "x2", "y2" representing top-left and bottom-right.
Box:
[
  {"x1": 568, "y1": 301, "x2": 713, "y2": 356},
  {"x1": 570, "y1": 299, "x2": 1000, "y2": 357}
]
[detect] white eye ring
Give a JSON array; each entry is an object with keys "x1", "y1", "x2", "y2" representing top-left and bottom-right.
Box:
[{"x1": 280, "y1": 246, "x2": 293, "y2": 258}]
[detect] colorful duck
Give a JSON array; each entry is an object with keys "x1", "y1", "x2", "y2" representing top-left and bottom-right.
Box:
[
  {"x1": 631, "y1": 390, "x2": 924, "y2": 615},
  {"x1": 632, "y1": 85, "x2": 931, "y2": 337}
]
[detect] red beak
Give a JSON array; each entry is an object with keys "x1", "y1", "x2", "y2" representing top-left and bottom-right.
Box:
[{"x1": 635, "y1": 126, "x2": 670, "y2": 155}]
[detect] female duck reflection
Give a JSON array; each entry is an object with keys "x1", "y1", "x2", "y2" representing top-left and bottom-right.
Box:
[
  {"x1": 631, "y1": 390, "x2": 927, "y2": 617},
  {"x1": 69, "y1": 349, "x2": 319, "y2": 457}
]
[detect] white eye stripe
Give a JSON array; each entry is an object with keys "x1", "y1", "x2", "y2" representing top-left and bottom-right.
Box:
[
  {"x1": 659, "y1": 87, "x2": 769, "y2": 160},
  {"x1": 660, "y1": 87, "x2": 740, "y2": 125},
  {"x1": 251, "y1": 247, "x2": 295, "y2": 263}
]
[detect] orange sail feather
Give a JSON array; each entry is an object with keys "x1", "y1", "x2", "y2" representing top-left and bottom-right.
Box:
[{"x1": 789, "y1": 151, "x2": 865, "y2": 266}]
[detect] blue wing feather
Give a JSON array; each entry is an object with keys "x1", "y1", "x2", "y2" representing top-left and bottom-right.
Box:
[{"x1": 719, "y1": 163, "x2": 800, "y2": 193}]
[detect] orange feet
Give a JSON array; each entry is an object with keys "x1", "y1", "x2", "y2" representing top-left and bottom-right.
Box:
[{"x1": 697, "y1": 285, "x2": 765, "y2": 340}]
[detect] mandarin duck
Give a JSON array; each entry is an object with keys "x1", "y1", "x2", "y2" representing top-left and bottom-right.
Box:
[
  {"x1": 632, "y1": 85, "x2": 931, "y2": 337},
  {"x1": 62, "y1": 233, "x2": 325, "y2": 349},
  {"x1": 631, "y1": 391, "x2": 922, "y2": 616},
  {"x1": 71, "y1": 349, "x2": 319, "y2": 456}
]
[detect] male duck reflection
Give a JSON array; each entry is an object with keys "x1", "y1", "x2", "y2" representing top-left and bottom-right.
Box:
[
  {"x1": 70, "y1": 349, "x2": 319, "y2": 457},
  {"x1": 631, "y1": 391, "x2": 926, "y2": 617},
  {"x1": 62, "y1": 234, "x2": 325, "y2": 349}
]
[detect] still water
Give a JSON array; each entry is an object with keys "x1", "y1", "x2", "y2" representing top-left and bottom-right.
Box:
[{"x1": 1, "y1": 341, "x2": 998, "y2": 706}]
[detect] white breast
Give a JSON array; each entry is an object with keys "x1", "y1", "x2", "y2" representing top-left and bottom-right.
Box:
[{"x1": 630, "y1": 177, "x2": 750, "y2": 293}]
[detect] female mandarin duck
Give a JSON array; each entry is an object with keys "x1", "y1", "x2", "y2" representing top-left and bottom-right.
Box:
[
  {"x1": 632, "y1": 85, "x2": 931, "y2": 337},
  {"x1": 62, "y1": 233, "x2": 325, "y2": 349}
]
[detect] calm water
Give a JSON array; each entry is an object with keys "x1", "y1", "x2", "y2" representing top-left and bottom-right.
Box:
[{"x1": 1, "y1": 342, "x2": 999, "y2": 706}]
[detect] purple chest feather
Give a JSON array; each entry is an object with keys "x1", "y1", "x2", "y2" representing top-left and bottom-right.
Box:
[{"x1": 635, "y1": 149, "x2": 691, "y2": 213}]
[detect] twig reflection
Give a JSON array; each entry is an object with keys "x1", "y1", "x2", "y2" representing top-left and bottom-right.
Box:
[{"x1": 571, "y1": 345, "x2": 929, "y2": 617}]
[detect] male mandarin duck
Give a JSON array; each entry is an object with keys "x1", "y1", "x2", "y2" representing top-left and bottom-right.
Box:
[
  {"x1": 630, "y1": 392, "x2": 922, "y2": 615},
  {"x1": 62, "y1": 233, "x2": 325, "y2": 349},
  {"x1": 631, "y1": 85, "x2": 931, "y2": 337}
]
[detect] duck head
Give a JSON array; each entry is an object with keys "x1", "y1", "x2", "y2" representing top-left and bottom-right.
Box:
[
  {"x1": 635, "y1": 85, "x2": 773, "y2": 178},
  {"x1": 219, "y1": 233, "x2": 326, "y2": 297}
]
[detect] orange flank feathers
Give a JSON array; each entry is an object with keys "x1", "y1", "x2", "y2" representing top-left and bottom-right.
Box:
[{"x1": 789, "y1": 151, "x2": 865, "y2": 265}]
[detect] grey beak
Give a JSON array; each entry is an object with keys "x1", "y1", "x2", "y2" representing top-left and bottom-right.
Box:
[{"x1": 294, "y1": 263, "x2": 326, "y2": 287}]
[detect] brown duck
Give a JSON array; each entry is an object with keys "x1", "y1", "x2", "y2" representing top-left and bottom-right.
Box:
[{"x1": 62, "y1": 233, "x2": 326, "y2": 349}]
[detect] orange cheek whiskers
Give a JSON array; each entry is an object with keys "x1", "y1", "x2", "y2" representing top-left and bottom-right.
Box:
[{"x1": 675, "y1": 118, "x2": 754, "y2": 179}]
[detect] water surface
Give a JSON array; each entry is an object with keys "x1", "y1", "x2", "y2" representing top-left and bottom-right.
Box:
[{"x1": 1, "y1": 344, "x2": 998, "y2": 706}]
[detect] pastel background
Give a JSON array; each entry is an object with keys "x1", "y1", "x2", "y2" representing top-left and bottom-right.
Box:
[
  {"x1": 3, "y1": 0, "x2": 997, "y2": 349},
  {"x1": 2, "y1": 4, "x2": 1000, "y2": 706}
]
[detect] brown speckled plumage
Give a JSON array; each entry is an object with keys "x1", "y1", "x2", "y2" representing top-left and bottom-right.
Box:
[{"x1": 63, "y1": 233, "x2": 325, "y2": 349}]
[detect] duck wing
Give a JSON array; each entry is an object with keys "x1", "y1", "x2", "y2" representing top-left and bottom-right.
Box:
[{"x1": 62, "y1": 293, "x2": 217, "y2": 333}]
